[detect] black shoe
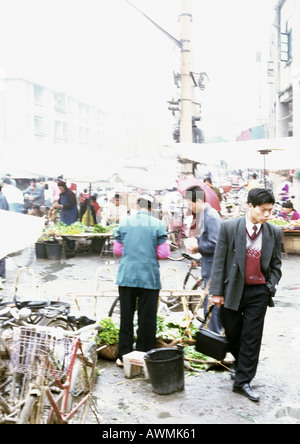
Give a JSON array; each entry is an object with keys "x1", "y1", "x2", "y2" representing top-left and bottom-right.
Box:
[{"x1": 233, "y1": 383, "x2": 260, "y2": 402}]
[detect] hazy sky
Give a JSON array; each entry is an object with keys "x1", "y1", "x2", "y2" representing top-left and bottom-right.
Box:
[{"x1": 0, "y1": 0, "x2": 276, "y2": 153}]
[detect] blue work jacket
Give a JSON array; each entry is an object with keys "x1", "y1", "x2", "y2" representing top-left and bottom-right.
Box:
[
  {"x1": 115, "y1": 210, "x2": 168, "y2": 290},
  {"x1": 196, "y1": 204, "x2": 221, "y2": 282}
]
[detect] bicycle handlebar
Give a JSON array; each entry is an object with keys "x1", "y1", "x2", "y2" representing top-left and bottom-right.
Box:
[{"x1": 182, "y1": 252, "x2": 201, "y2": 262}]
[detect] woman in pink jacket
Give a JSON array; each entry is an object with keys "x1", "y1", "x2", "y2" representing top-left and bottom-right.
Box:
[{"x1": 279, "y1": 201, "x2": 300, "y2": 221}]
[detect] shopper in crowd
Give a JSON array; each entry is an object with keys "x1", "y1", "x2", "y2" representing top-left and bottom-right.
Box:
[
  {"x1": 106, "y1": 193, "x2": 127, "y2": 224},
  {"x1": 81, "y1": 198, "x2": 96, "y2": 226},
  {"x1": 113, "y1": 195, "x2": 170, "y2": 365},
  {"x1": 23, "y1": 178, "x2": 45, "y2": 212},
  {"x1": 183, "y1": 186, "x2": 222, "y2": 334},
  {"x1": 278, "y1": 200, "x2": 300, "y2": 221},
  {"x1": 276, "y1": 175, "x2": 291, "y2": 201},
  {"x1": 247, "y1": 173, "x2": 262, "y2": 191},
  {"x1": 52, "y1": 181, "x2": 78, "y2": 225},
  {"x1": 90, "y1": 195, "x2": 101, "y2": 223},
  {"x1": 204, "y1": 177, "x2": 223, "y2": 202},
  {"x1": 28, "y1": 204, "x2": 47, "y2": 218},
  {"x1": 209, "y1": 188, "x2": 282, "y2": 402},
  {"x1": 1, "y1": 177, "x2": 24, "y2": 213},
  {"x1": 52, "y1": 181, "x2": 78, "y2": 253}
]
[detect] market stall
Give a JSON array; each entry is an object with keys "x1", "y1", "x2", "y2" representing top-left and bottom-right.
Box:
[
  {"x1": 38, "y1": 222, "x2": 116, "y2": 258},
  {"x1": 269, "y1": 219, "x2": 300, "y2": 255},
  {"x1": 59, "y1": 232, "x2": 112, "y2": 255},
  {"x1": 282, "y1": 228, "x2": 300, "y2": 255}
]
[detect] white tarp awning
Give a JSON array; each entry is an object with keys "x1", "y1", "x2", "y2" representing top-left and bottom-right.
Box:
[
  {"x1": 1, "y1": 144, "x2": 180, "y2": 190},
  {"x1": 0, "y1": 144, "x2": 118, "y2": 183},
  {"x1": 172, "y1": 136, "x2": 300, "y2": 171},
  {"x1": 0, "y1": 210, "x2": 45, "y2": 260},
  {"x1": 115, "y1": 156, "x2": 179, "y2": 190}
]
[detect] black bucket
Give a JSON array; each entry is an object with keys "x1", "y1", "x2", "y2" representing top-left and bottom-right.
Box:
[
  {"x1": 144, "y1": 347, "x2": 185, "y2": 395},
  {"x1": 35, "y1": 242, "x2": 47, "y2": 259},
  {"x1": 45, "y1": 241, "x2": 62, "y2": 260},
  {"x1": 91, "y1": 237, "x2": 106, "y2": 253}
]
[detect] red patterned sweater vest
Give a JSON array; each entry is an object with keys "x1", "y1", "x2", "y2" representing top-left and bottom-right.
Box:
[{"x1": 245, "y1": 227, "x2": 266, "y2": 285}]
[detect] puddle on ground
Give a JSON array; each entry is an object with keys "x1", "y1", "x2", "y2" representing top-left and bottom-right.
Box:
[{"x1": 40, "y1": 261, "x2": 74, "y2": 282}]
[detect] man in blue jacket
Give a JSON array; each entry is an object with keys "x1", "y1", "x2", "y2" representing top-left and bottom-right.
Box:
[
  {"x1": 113, "y1": 195, "x2": 170, "y2": 363},
  {"x1": 184, "y1": 186, "x2": 222, "y2": 333}
]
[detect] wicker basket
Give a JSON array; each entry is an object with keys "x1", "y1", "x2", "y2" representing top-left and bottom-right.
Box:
[{"x1": 98, "y1": 343, "x2": 119, "y2": 360}]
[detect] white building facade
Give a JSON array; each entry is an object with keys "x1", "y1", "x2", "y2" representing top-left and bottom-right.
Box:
[
  {"x1": 0, "y1": 77, "x2": 110, "y2": 152},
  {"x1": 268, "y1": 0, "x2": 300, "y2": 138}
]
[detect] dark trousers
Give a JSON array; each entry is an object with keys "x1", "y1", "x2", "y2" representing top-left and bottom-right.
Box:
[
  {"x1": 221, "y1": 285, "x2": 269, "y2": 387},
  {"x1": 118, "y1": 286, "x2": 159, "y2": 359}
]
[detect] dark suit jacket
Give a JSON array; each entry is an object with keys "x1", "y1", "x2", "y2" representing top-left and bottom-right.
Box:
[{"x1": 209, "y1": 217, "x2": 282, "y2": 311}]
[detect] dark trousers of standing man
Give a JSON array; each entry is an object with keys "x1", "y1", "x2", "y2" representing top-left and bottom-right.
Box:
[
  {"x1": 118, "y1": 286, "x2": 159, "y2": 359},
  {"x1": 221, "y1": 285, "x2": 270, "y2": 388}
]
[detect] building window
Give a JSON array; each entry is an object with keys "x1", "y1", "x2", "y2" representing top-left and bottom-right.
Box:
[
  {"x1": 267, "y1": 61, "x2": 274, "y2": 84},
  {"x1": 34, "y1": 116, "x2": 45, "y2": 134},
  {"x1": 281, "y1": 30, "x2": 292, "y2": 63},
  {"x1": 55, "y1": 120, "x2": 68, "y2": 141},
  {"x1": 55, "y1": 93, "x2": 66, "y2": 112},
  {"x1": 34, "y1": 85, "x2": 44, "y2": 104}
]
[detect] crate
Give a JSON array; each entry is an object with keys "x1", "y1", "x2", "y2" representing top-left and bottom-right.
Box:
[{"x1": 283, "y1": 233, "x2": 300, "y2": 254}]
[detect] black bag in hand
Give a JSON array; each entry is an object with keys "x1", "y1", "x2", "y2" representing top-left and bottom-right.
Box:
[{"x1": 196, "y1": 305, "x2": 229, "y2": 361}]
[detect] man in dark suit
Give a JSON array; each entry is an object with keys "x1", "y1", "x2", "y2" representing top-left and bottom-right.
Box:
[{"x1": 210, "y1": 188, "x2": 282, "y2": 402}]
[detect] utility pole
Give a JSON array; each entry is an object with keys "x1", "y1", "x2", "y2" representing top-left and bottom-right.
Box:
[
  {"x1": 179, "y1": 0, "x2": 194, "y2": 144},
  {"x1": 124, "y1": 0, "x2": 195, "y2": 145}
]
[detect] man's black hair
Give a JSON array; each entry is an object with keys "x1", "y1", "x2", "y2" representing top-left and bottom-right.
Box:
[
  {"x1": 138, "y1": 197, "x2": 152, "y2": 211},
  {"x1": 247, "y1": 188, "x2": 275, "y2": 207},
  {"x1": 282, "y1": 200, "x2": 294, "y2": 210},
  {"x1": 184, "y1": 186, "x2": 205, "y2": 203}
]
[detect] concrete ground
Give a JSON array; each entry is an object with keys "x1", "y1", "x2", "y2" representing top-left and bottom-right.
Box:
[{"x1": 2, "y1": 247, "x2": 300, "y2": 425}]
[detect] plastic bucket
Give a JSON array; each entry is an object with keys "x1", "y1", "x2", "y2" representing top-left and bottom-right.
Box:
[
  {"x1": 91, "y1": 237, "x2": 106, "y2": 253},
  {"x1": 45, "y1": 242, "x2": 62, "y2": 260},
  {"x1": 144, "y1": 347, "x2": 185, "y2": 395},
  {"x1": 35, "y1": 242, "x2": 47, "y2": 259}
]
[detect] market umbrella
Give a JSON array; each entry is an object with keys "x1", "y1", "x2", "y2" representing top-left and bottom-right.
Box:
[
  {"x1": 0, "y1": 210, "x2": 45, "y2": 260},
  {"x1": 176, "y1": 177, "x2": 221, "y2": 212}
]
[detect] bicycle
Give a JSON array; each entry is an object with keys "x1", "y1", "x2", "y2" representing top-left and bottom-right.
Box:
[
  {"x1": 159, "y1": 252, "x2": 205, "y2": 313},
  {"x1": 108, "y1": 252, "x2": 205, "y2": 318},
  {"x1": 0, "y1": 322, "x2": 101, "y2": 424},
  {"x1": 163, "y1": 207, "x2": 192, "y2": 261}
]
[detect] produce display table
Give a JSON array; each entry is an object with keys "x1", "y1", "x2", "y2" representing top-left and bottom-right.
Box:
[
  {"x1": 282, "y1": 229, "x2": 300, "y2": 255},
  {"x1": 59, "y1": 232, "x2": 113, "y2": 255}
]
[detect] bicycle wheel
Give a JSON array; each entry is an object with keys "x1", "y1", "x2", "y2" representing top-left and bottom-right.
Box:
[
  {"x1": 108, "y1": 296, "x2": 120, "y2": 318},
  {"x1": 63, "y1": 340, "x2": 98, "y2": 424},
  {"x1": 187, "y1": 282, "x2": 204, "y2": 314},
  {"x1": 38, "y1": 316, "x2": 70, "y2": 330},
  {"x1": 159, "y1": 293, "x2": 182, "y2": 311}
]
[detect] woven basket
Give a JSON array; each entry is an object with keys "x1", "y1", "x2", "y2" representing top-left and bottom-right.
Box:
[{"x1": 98, "y1": 343, "x2": 119, "y2": 360}]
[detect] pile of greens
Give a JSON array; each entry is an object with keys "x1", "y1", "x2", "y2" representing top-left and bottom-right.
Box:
[
  {"x1": 95, "y1": 315, "x2": 213, "y2": 371},
  {"x1": 184, "y1": 345, "x2": 212, "y2": 371},
  {"x1": 95, "y1": 317, "x2": 120, "y2": 346},
  {"x1": 156, "y1": 314, "x2": 197, "y2": 342},
  {"x1": 93, "y1": 224, "x2": 117, "y2": 233}
]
